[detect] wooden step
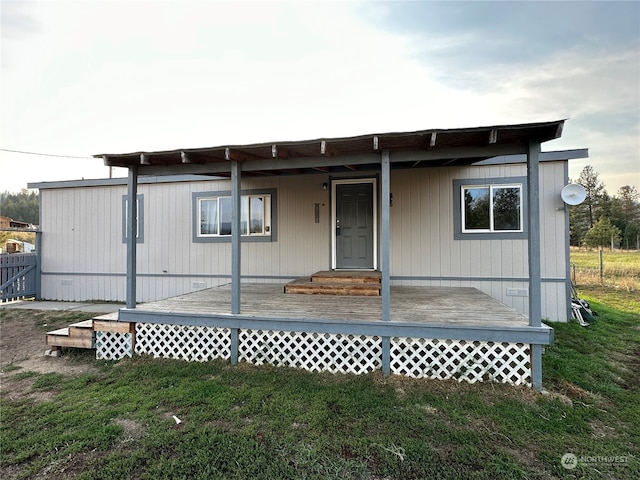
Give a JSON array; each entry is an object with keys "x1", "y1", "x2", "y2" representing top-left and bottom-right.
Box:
[
  {"x1": 45, "y1": 313, "x2": 135, "y2": 351},
  {"x1": 285, "y1": 277, "x2": 381, "y2": 296},
  {"x1": 46, "y1": 327, "x2": 94, "y2": 349},
  {"x1": 311, "y1": 270, "x2": 381, "y2": 284},
  {"x1": 68, "y1": 320, "x2": 94, "y2": 341},
  {"x1": 93, "y1": 316, "x2": 134, "y2": 334}
]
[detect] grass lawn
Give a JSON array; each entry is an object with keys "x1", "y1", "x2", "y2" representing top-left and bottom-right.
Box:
[
  {"x1": 570, "y1": 248, "x2": 640, "y2": 291},
  {"x1": 1, "y1": 288, "x2": 639, "y2": 479}
]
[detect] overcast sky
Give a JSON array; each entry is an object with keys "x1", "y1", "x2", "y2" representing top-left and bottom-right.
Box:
[{"x1": 1, "y1": 0, "x2": 638, "y2": 195}]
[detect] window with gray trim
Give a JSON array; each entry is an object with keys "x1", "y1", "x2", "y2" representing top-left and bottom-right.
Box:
[
  {"x1": 121, "y1": 194, "x2": 144, "y2": 243},
  {"x1": 193, "y1": 189, "x2": 277, "y2": 243},
  {"x1": 453, "y1": 177, "x2": 527, "y2": 240}
]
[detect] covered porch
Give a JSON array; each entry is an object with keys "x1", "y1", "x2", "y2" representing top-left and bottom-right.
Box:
[{"x1": 101, "y1": 120, "x2": 568, "y2": 389}]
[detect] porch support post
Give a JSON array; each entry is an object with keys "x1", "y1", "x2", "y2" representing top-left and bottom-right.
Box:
[
  {"x1": 230, "y1": 328, "x2": 239, "y2": 366},
  {"x1": 126, "y1": 166, "x2": 138, "y2": 309},
  {"x1": 381, "y1": 150, "x2": 391, "y2": 375},
  {"x1": 527, "y1": 140, "x2": 541, "y2": 328},
  {"x1": 527, "y1": 140, "x2": 543, "y2": 390},
  {"x1": 231, "y1": 160, "x2": 241, "y2": 315}
]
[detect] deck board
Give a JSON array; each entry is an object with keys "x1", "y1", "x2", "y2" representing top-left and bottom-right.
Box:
[{"x1": 132, "y1": 284, "x2": 529, "y2": 328}]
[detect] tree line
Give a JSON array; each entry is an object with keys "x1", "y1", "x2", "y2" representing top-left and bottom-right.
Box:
[
  {"x1": 570, "y1": 165, "x2": 640, "y2": 250},
  {"x1": 0, "y1": 190, "x2": 39, "y2": 225}
]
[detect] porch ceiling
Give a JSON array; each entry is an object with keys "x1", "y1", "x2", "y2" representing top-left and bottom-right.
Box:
[{"x1": 98, "y1": 120, "x2": 565, "y2": 177}]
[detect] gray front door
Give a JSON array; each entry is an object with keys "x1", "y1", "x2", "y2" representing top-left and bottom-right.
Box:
[{"x1": 335, "y1": 182, "x2": 374, "y2": 269}]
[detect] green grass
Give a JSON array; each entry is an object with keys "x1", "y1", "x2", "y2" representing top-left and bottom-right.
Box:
[
  {"x1": 1, "y1": 293, "x2": 639, "y2": 479},
  {"x1": 570, "y1": 248, "x2": 640, "y2": 291}
]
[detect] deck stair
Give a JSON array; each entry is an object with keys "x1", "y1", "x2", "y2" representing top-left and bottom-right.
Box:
[
  {"x1": 285, "y1": 271, "x2": 381, "y2": 296},
  {"x1": 46, "y1": 313, "x2": 132, "y2": 352},
  {"x1": 46, "y1": 319, "x2": 95, "y2": 350}
]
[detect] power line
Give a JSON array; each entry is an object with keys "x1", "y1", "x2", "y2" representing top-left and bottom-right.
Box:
[{"x1": 0, "y1": 148, "x2": 94, "y2": 159}]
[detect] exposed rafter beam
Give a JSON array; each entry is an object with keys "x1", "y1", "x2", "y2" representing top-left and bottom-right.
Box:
[
  {"x1": 489, "y1": 129, "x2": 498, "y2": 144},
  {"x1": 373, "y1": 136, "x2": 380, "y2": 152},
  {"x1": 320, "y1": 140, "x2": 337, "y2": 156},
  {"x1": 344, "y1": 165, "x2": 357, "y2": 171},
  {"x1": 429, "y1": 132, "x2": 437, "y2": 148},
  {"x1": 272, "y1": 144, "x2": 290, "y2": 159},
  {"x1": 181, "y1": 151, "x2": 191, "y2": 164},
  {"x1": 138, "y1": 143, "x2": 528, "y2": 176},
  {"x1": 140, "y1": 153, "x2": 150, "y2": 165}
]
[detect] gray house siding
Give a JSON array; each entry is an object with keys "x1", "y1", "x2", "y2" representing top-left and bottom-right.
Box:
[
  {"x1": 387, "y1": 161, "x2": 567, "y2": 321},
  {"x1": 35, "y1": 161, "x2": 570, "y2": 321}
]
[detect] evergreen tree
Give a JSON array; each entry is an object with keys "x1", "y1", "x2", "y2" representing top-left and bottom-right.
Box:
[
  {"x1": 583, "y1": 217, "x2": 621, "y2": 250},
  {"x1": 615, "y1": 185, "x2": 640, "y2": 249},
  {"x1": 0, "y1": 189, "x2": 40, "y2": 225},
  {"x1": 577, "y1": 165, "x2": 605, "y2": 228},
  {"x1": 569, "y1": 202, "x2": 589, "y2": 247}
]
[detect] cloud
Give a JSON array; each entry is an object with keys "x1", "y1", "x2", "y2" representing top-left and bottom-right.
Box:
[
  {"x1": 0, "y1": 1, "x2": 40, "y2": 39},
  {"x1": 1, "y1": 0, "x2": 638, "y2": 193}
]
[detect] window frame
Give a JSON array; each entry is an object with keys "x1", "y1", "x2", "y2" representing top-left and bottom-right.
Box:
[
  {"x1": 453, "y1": 177, "x2": 527, "y2": 240},
  {"x1": 192, "y1": 188, "x2": 277, "y2": 243}
]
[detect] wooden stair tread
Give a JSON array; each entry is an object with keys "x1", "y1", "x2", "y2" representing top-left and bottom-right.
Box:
[
  {"x1": 94, "y1": 312, "x2": 119, "y2": 322},
  {"x1": 311, "y1": 270, "x2": 381, "y2": 284},
  {"x1": 289, "y1": 282, "x2": 381, "y2": 289},
  {"x1": 68, "y1": 319, "x2": 94, "y2": 328},
  {"x1": 47, "y1": 327, "x2": 70, "y2": 336}
]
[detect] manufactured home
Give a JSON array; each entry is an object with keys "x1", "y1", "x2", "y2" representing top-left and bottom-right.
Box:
[{"x1": 30, "y1": 121, "x2": 588, "y2": 389}]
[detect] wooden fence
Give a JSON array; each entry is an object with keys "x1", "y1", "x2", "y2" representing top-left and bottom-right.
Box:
[{"x1": 1, "y1": 253, "x2": 37, "y2": 302}]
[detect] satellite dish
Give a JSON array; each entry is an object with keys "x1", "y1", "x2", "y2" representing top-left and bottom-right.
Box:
[{"x1": 561, "y1": 184, "x2": 587, "y2": 205}]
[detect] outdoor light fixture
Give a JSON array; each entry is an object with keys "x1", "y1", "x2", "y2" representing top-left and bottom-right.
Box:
[{"x1": 322, "y1": 183, "x2": 328, "y2": 190}]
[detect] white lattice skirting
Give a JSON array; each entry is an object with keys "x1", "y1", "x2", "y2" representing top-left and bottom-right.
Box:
[
  {"x1": 96, "y1": 331, "x2": 133, "y2": 360},
  {"x1": 135, "y1": 323, "x2": 231, "y2": 362},
  {"x1": 391, "y1": 337, "x2": 531, "y2": 386},
  {"x1": 239, "y1": 330, "x2": 382, "y2": 374},
  {"x1": 100, "y1": 324, "x2": 532, "y2": 385}
]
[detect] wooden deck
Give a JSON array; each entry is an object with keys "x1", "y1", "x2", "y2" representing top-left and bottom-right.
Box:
[
  {"x1": 130, "y1": 284, "x2": 529, "y2": 328},
  {"x1": 108, "y1": 284, "x2": 551, "y2": 386}
]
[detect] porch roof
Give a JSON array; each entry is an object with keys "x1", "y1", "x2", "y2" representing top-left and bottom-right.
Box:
[{"x1": 98, "y1": 119, "x2": 565, "y2": 176}]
